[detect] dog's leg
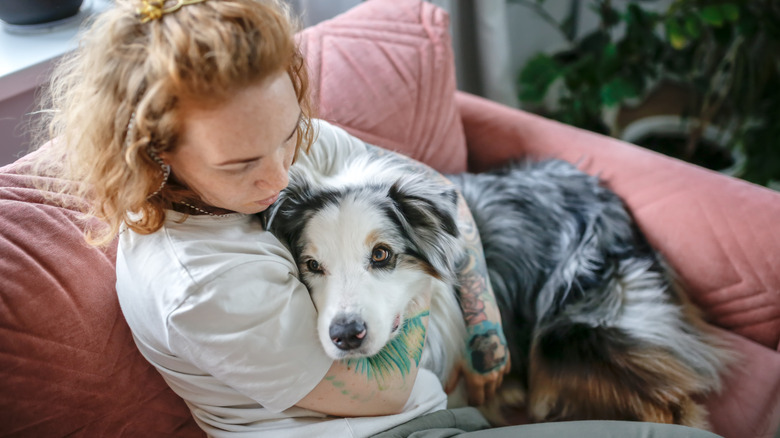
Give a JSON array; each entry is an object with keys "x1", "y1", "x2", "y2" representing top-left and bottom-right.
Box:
[
  {"x1": 527, "y1": 320, "x2": 713, "y2": 428},
  {"x1": 524, "y1": 252, "x2": 728, "y2": 430}
]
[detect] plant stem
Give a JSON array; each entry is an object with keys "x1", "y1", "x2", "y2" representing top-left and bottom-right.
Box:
[{"x1": 685, "y1": 35, "x2": 744, "y2": 158}]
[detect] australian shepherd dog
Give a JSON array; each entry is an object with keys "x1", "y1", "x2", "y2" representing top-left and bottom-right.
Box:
[{"x1": 262, "y1": 152, "x2": 729, "y2": 428}]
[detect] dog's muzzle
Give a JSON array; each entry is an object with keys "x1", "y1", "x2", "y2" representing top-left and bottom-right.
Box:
[{"x1": 329, "y1": 314, "x2": 367, "y2": 351}]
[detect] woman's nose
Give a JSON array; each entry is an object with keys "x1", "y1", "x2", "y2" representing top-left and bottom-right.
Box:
[{"x1": 255, "y1": 150, "x2": 289, "y2": 192}]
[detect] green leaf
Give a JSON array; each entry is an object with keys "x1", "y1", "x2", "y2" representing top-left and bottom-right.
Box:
[
  {"x1": 701, "y1": 5, "x2": 725, "y2": 27},
  {"x1": 720, "y1": 4, "x2": 740, "y2": 22},
  {"x1": 665, "y1": 19, "x2": 688, "y2": 49},
  {"x1": 601, "y1": 42, "x2": 619, "y2": 72},
  {"x1": 518, "y1": 54, "x2": 562, "y2": 103},
  {"x1": 600, "y1": 77, "x2": 639, "y2": 107},
  {"x1": 576, "y1": 30, "x2": 610, "y2": 55},
  {"x1": 600, "y1": 4, "x2": 621, "y2": 28},
  {"x1": 684, "y1": 15, "x2": 701, "y2": 39}
]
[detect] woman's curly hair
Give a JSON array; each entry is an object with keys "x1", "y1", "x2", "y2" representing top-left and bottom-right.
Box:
[{"x1": 33, "y1": 0, "x2": 314, "y2": 246}]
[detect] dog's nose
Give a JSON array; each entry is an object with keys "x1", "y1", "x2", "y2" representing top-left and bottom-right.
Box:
[{"x1": 329, "y1": 315, "x2": 367, "y2": 350}]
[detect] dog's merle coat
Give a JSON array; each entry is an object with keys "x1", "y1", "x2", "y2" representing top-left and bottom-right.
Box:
[{"x1": 263, "y1": 153, "x2": 728, "y2": 428}]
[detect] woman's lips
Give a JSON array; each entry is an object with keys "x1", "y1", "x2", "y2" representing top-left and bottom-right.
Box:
[{"x1": 256, "y1": 193, "x2": 279, "y2": 206}]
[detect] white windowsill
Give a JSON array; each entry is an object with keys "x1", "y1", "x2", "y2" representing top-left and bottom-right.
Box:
[{"x1": 0, "y1": 0, "x2": 112, "y2": 102}]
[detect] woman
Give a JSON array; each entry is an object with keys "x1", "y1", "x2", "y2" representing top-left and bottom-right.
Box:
[
  {"x1": 31, "y1": 0, "x2": 721, "y2": 437},
  {"x1": 36, "y1": 0, "x2": 506, "y2": 434}
]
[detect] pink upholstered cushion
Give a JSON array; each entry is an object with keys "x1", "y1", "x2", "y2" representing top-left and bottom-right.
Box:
[
  {"x1": 706, "y1": 329, "x2": 780, "y2": 438},
  {"x1": 297, "y1": 0, "x2": 468, "y2": 174},
  {"x1": 0, "y1": 155, "x2": 203, "y2": 436}
]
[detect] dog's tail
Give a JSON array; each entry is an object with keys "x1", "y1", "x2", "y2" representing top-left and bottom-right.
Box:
[{"x1": 528, "y1": 316, "x2": 714, "y2": 428}]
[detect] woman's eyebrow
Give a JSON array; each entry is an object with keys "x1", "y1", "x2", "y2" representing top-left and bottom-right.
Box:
[{"x1": 216, "y1": 111, "x2": 302, "y2": 166}]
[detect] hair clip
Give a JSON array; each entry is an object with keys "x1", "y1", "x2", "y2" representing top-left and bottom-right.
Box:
[{"x1": 137, "y1": 0, "x2": 209, "y2": 24}]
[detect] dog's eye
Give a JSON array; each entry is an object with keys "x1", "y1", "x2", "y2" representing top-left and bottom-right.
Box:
[
  {"x1": 371, "y1": 246, "x2": 392, "y2": 266},
  {"x1": 306, "y1": 259, "x2": 323, "y2": 274}
]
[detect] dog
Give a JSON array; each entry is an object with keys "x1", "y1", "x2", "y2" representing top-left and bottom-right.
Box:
[{"x1": 262, "y1": 152, "x2": 729, "y2": 428}]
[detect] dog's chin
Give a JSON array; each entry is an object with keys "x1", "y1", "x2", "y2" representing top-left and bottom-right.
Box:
[
  {"x1": 321, "y1": 341, "x2": 385, "y2": 360},
  {"x1": 322, "y1": 348, "x2": 357, "y2": 360}
]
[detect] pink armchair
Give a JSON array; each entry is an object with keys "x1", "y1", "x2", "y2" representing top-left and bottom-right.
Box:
[{"x1": 1, "y1": 1, "x2": 777, "y2": 437}]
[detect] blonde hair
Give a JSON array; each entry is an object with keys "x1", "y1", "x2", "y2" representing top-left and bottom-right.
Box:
[{"x1": 33, "y1": 0, "x2": 314, "y2": 246}]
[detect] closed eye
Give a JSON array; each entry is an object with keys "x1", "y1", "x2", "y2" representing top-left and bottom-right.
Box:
[{"x1": 220, "y1": 160, "x2": 258, "y2": 175}]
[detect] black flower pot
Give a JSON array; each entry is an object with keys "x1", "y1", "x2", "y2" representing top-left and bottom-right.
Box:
[{"x1": 0, "y1": 0, "x2": 84, "y2": 26}]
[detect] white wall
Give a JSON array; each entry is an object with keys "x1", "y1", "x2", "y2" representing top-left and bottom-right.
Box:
[
  {"x1": 0, "y1": 0, "x2": 110, "y2": 167},
  {"x1": 506, "y1": 1, "x2": 593, "y2": 78},
  {"x1": 287, "y1": 0, "x2": 358, "y2": 27}
]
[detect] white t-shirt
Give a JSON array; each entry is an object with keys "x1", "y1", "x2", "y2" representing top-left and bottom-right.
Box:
[{"x1": 115, "y1": 120, "x2": 447, "y2": 437}]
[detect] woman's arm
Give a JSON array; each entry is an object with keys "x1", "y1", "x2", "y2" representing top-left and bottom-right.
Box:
[
  {"x1": 299, "y1": 121, "x2": 509, "y2": 405},
  {"x1": 167, "y1": 258, "x2": 432, "y2": 417},
  {"x1": 297, "y1": 308, "x2": 431, "y2": 416},
  {"x1": 445, "y1": 197, "x2": 510, "y2": 405},
  {"x1": 363, "y1": 144, "x2": 511, "y2": 405}
]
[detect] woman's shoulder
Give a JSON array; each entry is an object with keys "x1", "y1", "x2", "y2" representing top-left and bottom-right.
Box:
[
  {"x1": 119, "y1": 214, "x2": 297, "y2": 288},
  {"x1": 295, "y1": 119, "x2": 370, "y2": 178},
  {"x1": 309, "y1": 119, "x2": 368, "y2": 151}
]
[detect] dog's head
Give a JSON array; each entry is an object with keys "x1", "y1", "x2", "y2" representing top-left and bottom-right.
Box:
[{"x1": 263, "y1": 159, "x2": 462, "y2": 359}]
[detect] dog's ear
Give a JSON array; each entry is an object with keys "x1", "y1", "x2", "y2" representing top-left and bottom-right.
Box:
[
  {"x1": 260, "y1": 170, "x2": 316, "y2": 259},
  {"x1": 387, "y1": 175, "x2": 462, "y2": 283}
]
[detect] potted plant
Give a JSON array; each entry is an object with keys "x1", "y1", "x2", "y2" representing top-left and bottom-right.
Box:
[
  {"x1": 514, "y1": 0, "x2": 780, "y2": 187},
  {"x1": 657, "y1": 1, "x2": 780, "y2": 186},
  {"x1": 514, "y1": 0, "x2": 668, "y2": 135}
]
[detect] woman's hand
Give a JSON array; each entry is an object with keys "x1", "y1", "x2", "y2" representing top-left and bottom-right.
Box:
[
  {"x1": 446, "y1": 196, "x2": 511, "y2": 405},
  {"x1": 446, "y1": 335, "x2": 511, "y2": 405},
  {"x1": 361, "y1": 143, "x2": 511, "y2": 404}
]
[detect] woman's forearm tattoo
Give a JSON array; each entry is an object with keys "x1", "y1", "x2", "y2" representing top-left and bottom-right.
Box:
[{"x1": 363, "y1": 143, "x2": 508, "y2": 374}]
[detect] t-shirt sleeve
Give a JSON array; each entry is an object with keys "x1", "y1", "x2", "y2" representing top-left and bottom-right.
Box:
[
  {"x1": 294, "y1": 119, "x2": 370, "y2": 177},
  {"x1": 166, "y1": 258, "x2": 333, "y2": 413}
]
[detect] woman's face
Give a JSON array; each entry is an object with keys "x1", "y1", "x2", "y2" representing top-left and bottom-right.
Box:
[{"x1": 163, "y1": 70, "x2": 301, "y2": 214}]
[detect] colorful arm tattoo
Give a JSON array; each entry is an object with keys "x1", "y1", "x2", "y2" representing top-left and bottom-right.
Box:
[
  {"x1": 453, "y1": 197, "x2": 509, "y2": 374},
  {"x1": 363, "y1": 144, "x2": 508, "y2": 375}
]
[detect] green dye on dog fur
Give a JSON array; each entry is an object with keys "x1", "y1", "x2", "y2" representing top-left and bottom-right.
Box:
[{"x1": 345, "y1": 310, "x2": 429, "y2": 388}]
